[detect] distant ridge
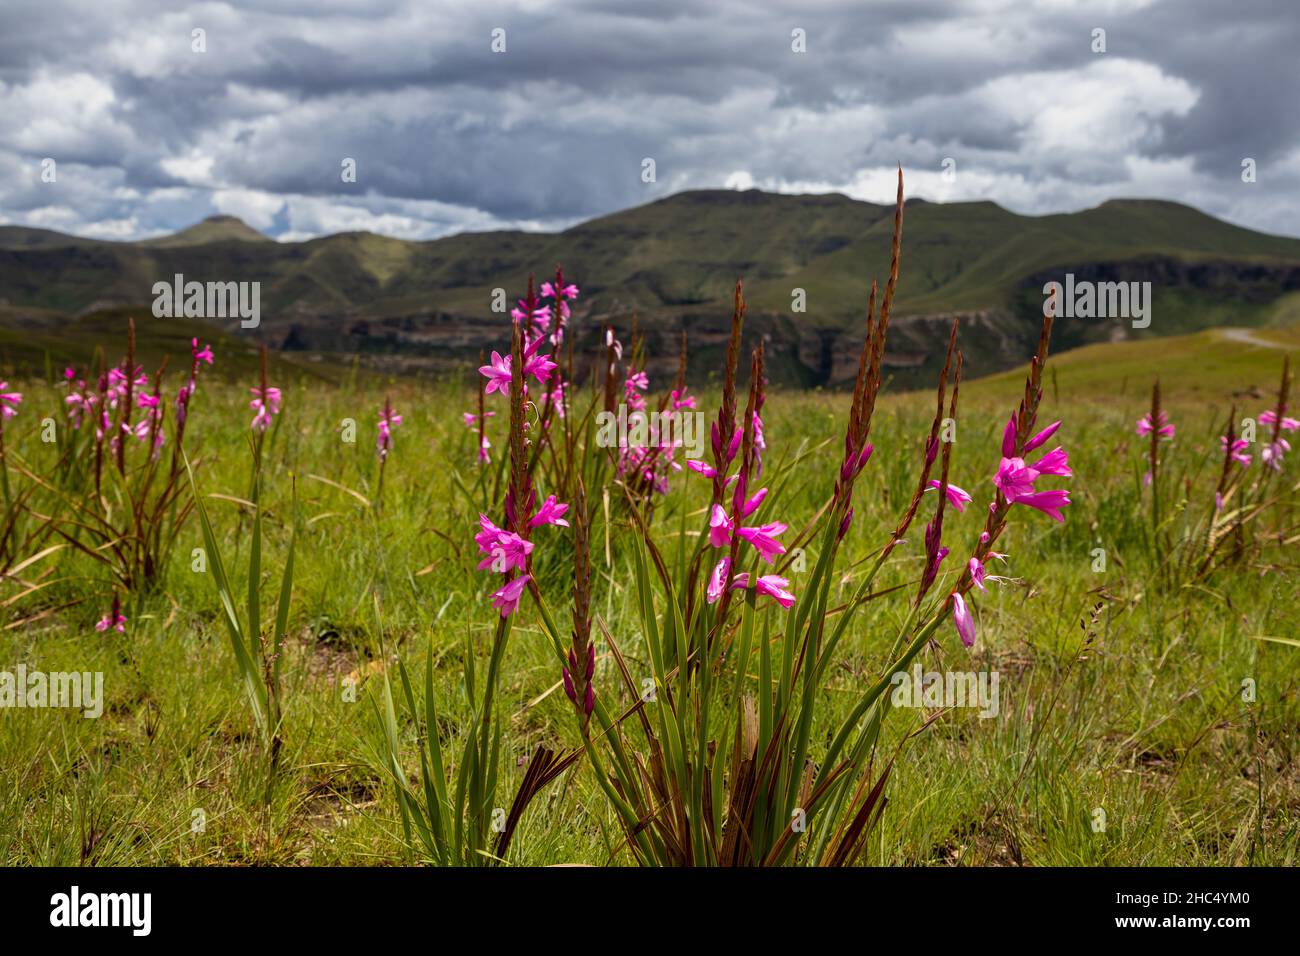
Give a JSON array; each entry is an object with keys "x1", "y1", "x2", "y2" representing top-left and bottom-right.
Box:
[
  {"x1": 137, "y1": 215, "x2": 271, "y2": 248},
  {"x1": 2, "y1": 189, "x2": 1299, "y2": 387}
]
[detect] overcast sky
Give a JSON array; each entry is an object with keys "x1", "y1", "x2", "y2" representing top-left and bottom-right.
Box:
[{"x1": 1, "y1": 0, "x2": 1296, "y2": 242}]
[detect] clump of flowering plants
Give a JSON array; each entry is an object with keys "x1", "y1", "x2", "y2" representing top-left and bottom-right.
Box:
[
  {"x1": 517, "y1": 170, "x2": 1074, "y2": 865},
  {"x1": 1133, "y1": 355, "x2": 1300, "y2": 586},
  {"x1": 18, "y1": 320, "x2": 213, "y2": 592},
  {"x1": 380, "y1": 277, "x2": 581, "y2": 864}
]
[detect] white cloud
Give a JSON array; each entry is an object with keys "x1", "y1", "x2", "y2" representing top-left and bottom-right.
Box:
[{"x1": 0, "y1": 0, "x2": 1295, "y2": 241}]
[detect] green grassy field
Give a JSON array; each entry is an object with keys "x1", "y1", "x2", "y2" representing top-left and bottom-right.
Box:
[{"x1": 1, "y1": 325, "x2": 1296, "y2": 866}]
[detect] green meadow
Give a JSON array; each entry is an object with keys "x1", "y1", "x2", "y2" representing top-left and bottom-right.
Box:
[{"x1": 0, "y1": 320, "x2": 1296, "y2": 866}]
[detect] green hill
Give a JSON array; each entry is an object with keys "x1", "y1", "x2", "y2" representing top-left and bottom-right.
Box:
[
  {"x1": 138, "y1": 215, "x2": 273, "y2": 248},
  {"x1": 2, "y1": 190, "x2": 1298, "y2": 387}
]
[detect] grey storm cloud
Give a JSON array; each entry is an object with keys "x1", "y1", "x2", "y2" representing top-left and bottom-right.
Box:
[{"x1": 1, "y1": 0, "x2": 1297, "y2": 241}]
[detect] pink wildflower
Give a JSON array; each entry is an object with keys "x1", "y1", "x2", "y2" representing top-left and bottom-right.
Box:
[
  {"x1": 735, "y1": 522, "x2": 788, "y2": 564},
  {"x1": 490, "y1": 575, "x2": 531, "y2": 617},
  {"x1": 1221, "y1": 435, "x2": 1251, "y2": 467},
  {"x1": 1260, "y1": 409, "x2": 1300, "y2": 431},
  {"x1": 0, "y1": 382, "x2": 23, "y2": 420},
  {"x1": 529, "y1": 495, "x2": 570, "y2": 528},
  {"x1": 708, "y1": 505, "x2": 733, "y2": 548},
  {"x1": 377, "y1": 402, "x2": 402, "y2": 461},
  {"x1": 250, "y1": 384, "x2": 281, "y2": 432},
  {"x1": 1136, "y1": 410, "x2": 1174, "y2": 439},
  {"x1": 729, "y1": 573, "x2": 797, "y2": 609},
  {"x1": 951, "y1": 593, "x2": 975, "y2": 648},
  {"x1": 1261, "y1": 438, "x2": 1291, "y2": 471},
  {"x1": 706, "y1": 556, "x2": 731, "y2": 604},
  {"x1": 927, "y1": 480, "x2": 972, "y2": 512},
  {"x1": 479, "y1": 351, "x2": 513, "y2": 396},
  {"x1": 95, "y1": 596, "x2": 126, "y2": 634}
]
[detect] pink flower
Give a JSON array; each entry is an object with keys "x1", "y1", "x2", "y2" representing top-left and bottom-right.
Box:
[
  {"x1": 250, "y1": 385, "x2": 281, "y2": 432},
  {"x1": 545, "y1": 381, "x2": 568, "y2": 418},
  {"x1": 64, "y1": 388, "x2": 97, "y2": 429},
  {"x1": 377, "y1": 403, "x2": 402, "y2": 460},
  {"x1": 521, "y1": 347, "x2": 558, "y2": 385},
  {"x1": 541, "y1": 281, "x2": 580, "y2": 320},
  {"x1": 95, "y1": 597, "x2": 126, "y2": 634},
  {"x1": 729, "y1": 573, "x2": 797, "y2": 609},
  {"x1": 927, "y1": 480, "x2": 972, "y2": 512},
  {"x1": 726, "y1": 428, "x2": 742, "y2": 462},
  {"x1": 1261, "y1": 438, "x2": 1291, "y2": 472},
  {"x1": 740, "y1": 487, "x2": 767, "y2": 518},
  {"x1": 1136, "y1": 411, "x2": 1174, "y2": 439},
  {"x1": 736, "y1": 522, "x2": 788, "y2": 564},
  {"x1": 541, "y1": 281, "x2": 579, "y2": 300},
  {"x1": 1023, "y1": 420, "x2": 1061, "y2": 453},
  {"x1": 490, "y1": 575, "x2": 531, "y2": 617},
  {"x1": 511, "y1": 300, "x2": 550, "y2": 327},
  {"x1": 993, "y1": 457, "x2": 1039, "y2": 501},
  {"x1": 475, "y1": 528, "x2": 530, "y2": 572},
  {"x1": 706, "y1": 556, "x2": 731, "y2": 604},
  {"x1": 1015, "y1": 488, "x2": 1071, "y2": 522},
  {"x1": 708, "y1": 505, "x2": 733, "y2": 548},
  {"x1": 529, "y1": 495, "x2": 570, "y2": 528},
  {"x1": 479, "y1": 351, "x2": 513, "y2": 396},
  {"x1": 1032, "y1": 447, "x2": 1071, "y2": 477},
  {"x1": 670, "y1": 388, "x2": 696, "y2": 411},
  {"x1": 192, "y1": 339, "x2": 215, "y2": 365},
  {"x1": 0, "y1": 382, "x2": 23, "y2": 420},
  {"x1": 477, "y1": 435, "x2": 491, "y2": 464},
  {"x1": 463, "y1": 411, "x2": 494, "y2": 428},
  {"x1": 624, "y1": 370, "x2": 649, "y2": 412},
  {"x1": 968, "y1": 557, "x2": 986, "y2": 591},
  {"x1": 951, "y1": 593, "x2": 975, "y2": 648},
  {"x1": 105, "y1": 366, "x2": 148, "y2": 411},
  {"x1": 1260, "y1": 410, "x2": 1300, "y2": 432},
  {"x1": 1001, "y1": 415, "x2": 1018, "y2": 457},
  {"x1": 992, "y1": 444, "x2": 1071, "y2": 521},
  {"x1": 474, "y1": 514, "x2": 505, "y2": 554},
  {"x1": 1221, "y1": 435, "x2": 1251, "y2": 467}
]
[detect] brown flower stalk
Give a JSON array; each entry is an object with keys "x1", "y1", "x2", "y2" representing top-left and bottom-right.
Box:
[
  {"x1": 711, "y1": 280, "x2": 747, "y2": 508},
  {"x1": 881, "y1": 320, "x2": 959, "y2": 565},
  {"x1": 832, "y1": 166, "x2": 905, "y2": 541},
  {"x1": 916, "y1": 350, "x2": 962, "y2": 605},
  {"x1": 1267, "y1": 356, "x2": 1291, "y2": 447}
]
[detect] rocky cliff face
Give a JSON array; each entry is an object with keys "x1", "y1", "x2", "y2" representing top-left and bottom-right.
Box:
[{"x1": 267, "y1": 254, "x2": 1283, "y2": 391}]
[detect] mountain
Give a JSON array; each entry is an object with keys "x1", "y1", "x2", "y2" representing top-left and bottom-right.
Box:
[
  {"x1": 2, "y1": 191, "x2": 1299, "y2": 387},
  {"x1": 137, "y1": 215, "x2": 273, "y2": 248}
]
